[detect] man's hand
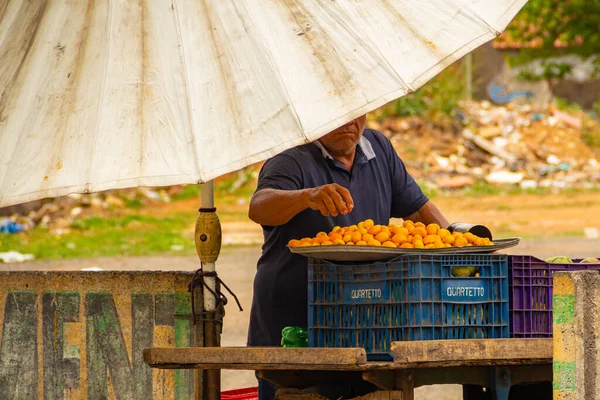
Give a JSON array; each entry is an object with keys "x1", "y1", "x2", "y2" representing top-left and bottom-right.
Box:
[{"x1": 307, "y1": 184, "x2": 354, "y2": 217}]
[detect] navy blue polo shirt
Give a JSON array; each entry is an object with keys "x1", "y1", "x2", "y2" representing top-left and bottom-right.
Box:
[{"x1": 247, "y1": 129, "x2": 428, "y2": 346}]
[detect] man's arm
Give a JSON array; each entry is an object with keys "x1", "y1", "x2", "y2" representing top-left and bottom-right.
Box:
[
  {"x1": 248, "y1": 189, "x2": 311, "y2": 226},
  {"x1": 404, "y1": 200, "x2": 449, "y2": 228},
  {"x1": 249, "y1": 184, "x2": 354, "y2": 226}
]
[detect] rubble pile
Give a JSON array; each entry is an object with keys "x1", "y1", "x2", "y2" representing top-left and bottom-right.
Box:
[{"x1": 371, "y1": 101, "x2": 600, "y2": 190}]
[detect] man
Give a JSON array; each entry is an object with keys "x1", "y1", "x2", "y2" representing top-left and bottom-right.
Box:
[{"x1": 247, "y1": 115, "x2": 449, "y2": 399}]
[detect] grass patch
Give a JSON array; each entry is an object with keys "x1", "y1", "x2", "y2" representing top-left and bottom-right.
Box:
[
  {"x1": 171, "y1": 185, "x2": 201, "y2": 201},
  {"x1": 421, "y1": 181, "x2": 597, "y2": 199},
  {"x1": 0, "y1": 212, "x2": 198, "y2": 260}
]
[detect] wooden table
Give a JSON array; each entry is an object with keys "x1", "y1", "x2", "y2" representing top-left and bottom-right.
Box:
[{"x1": 144, "y1": 339, "x2": 552, "y2": 400}]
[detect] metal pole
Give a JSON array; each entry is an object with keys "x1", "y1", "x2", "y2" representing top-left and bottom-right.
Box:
[
  {"x1": 199, "y1": 181, "x2": 220, "y2": 400},
  {"x1": 200, "y1": 182, "x2": 217, "y2": 313},
  {"x1": 465, "y1": 52, "x2": 473, "y2": 101}
]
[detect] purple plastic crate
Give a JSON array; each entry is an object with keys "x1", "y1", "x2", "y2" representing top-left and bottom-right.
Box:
[{"x1": 509, "y1": 255, "x2": 600, "y2": 337}]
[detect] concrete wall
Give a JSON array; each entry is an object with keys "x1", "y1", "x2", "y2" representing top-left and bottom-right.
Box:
[
  {"x1": 0, "y1": 271, "x2": 195, "y2": 399},
  {"x1": 472, "y1": 43, "x2": 599, "y2": 109}
]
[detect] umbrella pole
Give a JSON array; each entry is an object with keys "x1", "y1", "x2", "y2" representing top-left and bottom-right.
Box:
[{"x1": 195, "y1": 181, "x2": 221, "y2": 400}]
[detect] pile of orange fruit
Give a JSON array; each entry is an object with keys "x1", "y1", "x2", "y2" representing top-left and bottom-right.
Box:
[{"x1": 288, "y1": 219, "x2": 493, "y2": 249}]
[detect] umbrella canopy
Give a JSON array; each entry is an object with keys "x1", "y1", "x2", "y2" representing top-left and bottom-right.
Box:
[{"x1": 0, "y1": 0, "x2": 526, "y2": 207}]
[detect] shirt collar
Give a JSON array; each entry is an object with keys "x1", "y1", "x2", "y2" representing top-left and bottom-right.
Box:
[{"x1": 314, "y1": 135, "x2": 376, "y2": 161}]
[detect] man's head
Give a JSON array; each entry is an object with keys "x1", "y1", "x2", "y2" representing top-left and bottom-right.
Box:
[{"x1": 318, "y1": 115, "x2": 366, "y2": 156}]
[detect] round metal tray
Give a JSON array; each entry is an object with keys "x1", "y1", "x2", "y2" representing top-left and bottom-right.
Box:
[{"x1": 289, "y1": 237, "x2": 521, "y2": 262}]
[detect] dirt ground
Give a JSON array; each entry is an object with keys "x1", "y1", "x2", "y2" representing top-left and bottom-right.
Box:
[{"x1": 10, "y1": 235, "x2": 599, "y2": 398}]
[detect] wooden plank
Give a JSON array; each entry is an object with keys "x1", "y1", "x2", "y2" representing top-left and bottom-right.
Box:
[
  {"x1": 146, "y1": 361, "x2": 399, "y2": 371},
  {"x1": 362, "y1": 371, "x2": 395, "y2": 390},
  {"x1": 144, "y1": 347, "x2": 367, "y2": 367},
  {"x1": 391, "y1": 339, "x2": 552, "y2": 367}
]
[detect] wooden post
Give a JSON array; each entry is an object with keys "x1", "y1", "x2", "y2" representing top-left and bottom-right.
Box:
[
  {"x1": 395, "y1": 370, "x2": 414, "y2": 400},
  {"x1": 553, "y1": 271, "x2": 600, "y2": 399}
]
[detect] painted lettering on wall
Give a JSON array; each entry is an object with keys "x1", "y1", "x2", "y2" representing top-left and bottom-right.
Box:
[{"x1": 0, "y1": 289, "x2": 193, "y2": 399}]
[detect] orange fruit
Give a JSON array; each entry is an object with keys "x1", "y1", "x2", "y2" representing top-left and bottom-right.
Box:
[
  {"x1": 356, "y1": 240, "x2": 367, "y2": 246},
  {"x1": 392, "y1": 233, "x2": 407, "y2": 244},
  {"x1": 412, "y1": 234, "x2": 423, "y2": 245},
  {"x1": 300, "y1": 241, "x2": 313, "y2": 247},
  {"x1": 368, "y1": 225, "x2": 382, "y2": 235},
  {"x1": 474, "y1": 238, "x2": 486, "y2": 246},
  {"x1": 316, "y1": 235, "x2": 329, "y2": 244},
  {"x1": 389, "y1": 225, "x2": 400, "y2": 235},
  {"x1": 423, "y1": 235, "x2": 439, "y2": 245},
  {"x1": 463, "y1": 232, "x2": 477, "y2": 244},
  {"x1": 329, "y1": 233, "x2": 343, "y2": 241},
  {"x1": 425, "y1": 244, "x2": 435, "y2": 248},
  {"x1": 444, "y1": 243, "x2": 452, "y2": 248},
  {"x1": 332, "y1": 226, "x2": 341, "y2": 233},
  {"x1": 351, "y1": 231, "x2": 362, "y2": 243},
  {"x1": 403, "y1": 220, "x2": 415, "y2": 229},
  {"x1": 362, "y1": 233, "x2": 374, "y2": 242},
  {"x1": 455, "y1": 237, "x2": 469, "y2": 247},
  {"x1": 288, "y1": 239, "x2": 301, "y2": 247},
  {"x1": 346, "y1": 242, "x2": 355, "y2": 245},
  {"x1": 382, "y1": 241, "x2": 397, "y2": 248},
  {"x1": 406, "y1": 235, "x2": 414, "y2": 243},
  {"x1": 400, "y1": 242, "x2": 414, "y2": 248},
  {"x1": 300, "y1": 237, "x2": 312, "y2": 244},
  {"x1": 316, "y1": 231, "x2": 328, "y2": 238},
  {"x1": 347, "y1": 225, "x2": 358, "y2": 232},
  {"x1": 357, "y1": 221, "x2": 365, "y2": 230},
  {"x1": 311, "y1": 238, "x2": 321, "y2": 246},
  {"x1": 411, "y1": 227, "x2": 428, "y2": 237},
  {"x1": 363, "y1": 219, "x2": 375, "y2": 229},
  {"x1": 434, "y1": 239, "x2": 444, "y2": 248},
  {"x1": 426, "y1": 223, "x2": 440, "y2": 235},
  {"x1": 321, "y1": 240, "x2": 333, "y2": 246},
  {"x1": 375, "y1": 231, "x2": 391, "y2": 243},
  {"x1": 414, "y1": 222, "x2": 425, "y2": 228},
  {"x1": 367, "y1": 239, "x2": 382, "y2": 247},
  {"x1": 414, "y1": 240, "x2": 425, "y2": 248},
  {"x1": 438, "y1": 229, "x2": 451, "y2": 239},
  {"x1": 442, "y1": 235, "x2": 455, "y2": 245},
  {"x1": 333, "y1": 238, "x2": 345, "y2": 245},
  {"x1": 358, "y1": 228, "x2": 368, "y2": 235},
  {"x1": 380, "y1": 226, "x2": 390, "y2": 234},
  {"x1": 452, "y1": 232, "x2": 463, "y2": 238},
  {"x1": 397, "y1": 227, "x2": 409, "y2": 236},
  {"x1": 343, "y1": 233, "x2": 353, "y2": 243}
]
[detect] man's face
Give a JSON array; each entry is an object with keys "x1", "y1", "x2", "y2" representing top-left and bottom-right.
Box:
[{"x1": 319, "y1": 115, "x2": 367, "y2": 154}]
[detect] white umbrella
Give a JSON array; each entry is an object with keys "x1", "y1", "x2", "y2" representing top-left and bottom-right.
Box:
[{"x1": 0, "y1": 0, "x2": 527, "y2": 208}]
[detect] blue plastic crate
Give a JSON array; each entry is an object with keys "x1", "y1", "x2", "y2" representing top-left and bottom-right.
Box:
[{"x1": 308, "y1": 254, "x2": 509, "y2": 360}]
